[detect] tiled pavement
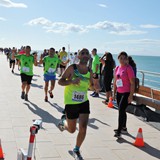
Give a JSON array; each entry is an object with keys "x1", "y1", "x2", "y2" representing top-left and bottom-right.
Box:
[{"x1": 0, "y1": 54, "x2": 160, "y2": 160}]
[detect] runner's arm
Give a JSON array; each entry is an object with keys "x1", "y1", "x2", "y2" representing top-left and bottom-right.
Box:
[{"x1": 58, "y1": 65, "x2": 80, "y2": 86}]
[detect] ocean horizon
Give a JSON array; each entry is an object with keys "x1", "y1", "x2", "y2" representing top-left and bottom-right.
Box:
[{"x1": 35, "y1": 50, "x2": 160, "y2": 89}]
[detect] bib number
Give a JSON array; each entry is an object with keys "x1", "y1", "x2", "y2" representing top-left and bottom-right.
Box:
[
  {"x1": 62, "y1": 56, "x2": 67, "y2": 62},
  {"x1": 72, "y1": 91, "x2": 85, "y2": 102},
  {"x1": 116, "y1": 79, "x2": 123, "y2": 87},
  {"x1": 22, "y1": 67, "x2": 30, "y2": 73},
  {"x1": 48, "y1": 68, "x2": 55, "y2": 73}
]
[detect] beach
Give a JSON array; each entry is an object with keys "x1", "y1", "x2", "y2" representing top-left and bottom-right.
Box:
[{"x1": 0, "y1": 54, "x2": 160, "y2": 160}]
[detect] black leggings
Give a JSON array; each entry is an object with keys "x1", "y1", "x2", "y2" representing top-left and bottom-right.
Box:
[{"x1": 116, "y1": 92, "x2": 130, "y2": 133}]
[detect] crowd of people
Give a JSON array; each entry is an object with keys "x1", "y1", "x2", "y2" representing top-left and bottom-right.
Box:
[{"x1": 2, "y1": 45, "x2": 137, "y2": 160}]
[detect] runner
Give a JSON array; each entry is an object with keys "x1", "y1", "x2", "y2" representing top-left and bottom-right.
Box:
[
  {"x1": 90, "y1": 48, "x2": 101, "y2": 97},
  {"x1": 57, "y1": 48, "x2": 93, "y2": 160},
  {"x1": 10, "y1": 47, "x2": 17, "y2": 73},
  {"x1": 58, "y1": 47, "x2": 68, "y2": 77},
  {"x1": 41, "y1": 47, "x2": 68, "y2": 102},
  {"x1": 15, "y1": 45, "x2": 41, "y2": 101}
]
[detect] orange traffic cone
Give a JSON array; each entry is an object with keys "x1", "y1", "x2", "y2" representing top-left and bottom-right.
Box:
[
  {"x1": 133, "y1": 128, "x2": 144, "y2": 147},
  {"x1": 0, "y1": 139, "x2": 4, "y2": 160},
  {"x1": 107, "y1": 97, "x2": 113, "y2": 108}
]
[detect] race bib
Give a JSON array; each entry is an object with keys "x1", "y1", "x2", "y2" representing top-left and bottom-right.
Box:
[
  {"x1": 48, "y1": 68, "x2": 55, "y2": 73},
  {"x1": 116, "y1": 79, "x2": 123, "y2": 87},
  {"x1": 72, "y1": 91, "x2": 85, "y2": 102},
  {"x1": 22, "y1": 67, "x2": 30, "y2": 73},
  {"x1": 62, "y1": 56, "x2": 67, "y2": 62}
]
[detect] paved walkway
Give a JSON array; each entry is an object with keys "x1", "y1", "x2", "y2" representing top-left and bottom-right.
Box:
[{"x1": 0, "y1": 54, "x2": 160, "y2": 160}]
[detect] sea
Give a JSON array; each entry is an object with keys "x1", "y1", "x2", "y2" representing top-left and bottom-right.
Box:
[
  {"x1": 111, "y1": 54, "x2": 160, "y2": 90},
  {"x1": 35, "y1": 51, "x2": 160, "y2": 90}
]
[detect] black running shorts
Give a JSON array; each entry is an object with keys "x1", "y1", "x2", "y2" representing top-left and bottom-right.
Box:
[
  {"x1": 65, "y1": 100, "x2": 90, "y2": 119},
  {"x1": 20, "y1": 73, "x2": 33, "y2": 85},
  {"x1": 60, "y1": 64, "x2": 66, "y2": 69}
]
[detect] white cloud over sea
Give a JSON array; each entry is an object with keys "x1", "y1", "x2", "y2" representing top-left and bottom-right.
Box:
[
  {"x1": 27, "y1": 17, "x2": 146, "y2": 36},
  {"x1": 0, "y1": 0, "x2": 27, "y2": 8}
]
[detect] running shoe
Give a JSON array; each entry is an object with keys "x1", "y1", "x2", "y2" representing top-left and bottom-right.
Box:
[
  {"x1": 90, "y1": 92, "x2": 96, "y2": 96},
  {"x1": 73, "y1": 150, "x2": 84, "y2": 160},
  {"x1": 48, "y1": 91, "x2": 54, "y2": 98},
  {"x1": 114, "y1": 132, "x2": 122, "y2": 138},
  {"x1": 24, "y1": 94, "x2": 28, "y2": 101},
  {"x1": 114, "y1": 128, "x2": 128, "y2": 134},
  {"x1": 21, "y1": 91, "x2": 25, "y2": 99},
  {"x1": 57, "y1": 120, "x2": 65, "y2": 132},
  {"x1": 102, "y1": 99, "x2": 109, "y2": 104},
  {"x1": 92, "y1": 93, "x2": 99, "y2": 97}
]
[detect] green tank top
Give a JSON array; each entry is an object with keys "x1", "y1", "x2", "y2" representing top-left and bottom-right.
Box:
[{"x1": 64, "y1": 65, "x2": 90, "y2": 105}]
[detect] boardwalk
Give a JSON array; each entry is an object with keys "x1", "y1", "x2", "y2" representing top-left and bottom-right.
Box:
[{"x1": 0, "y1": 54, "x2": 160, "y2": 160}]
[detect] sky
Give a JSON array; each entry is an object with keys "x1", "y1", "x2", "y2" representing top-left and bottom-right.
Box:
[{"x1": 0, "y1": 0, "x2": 160, "y2": 56}]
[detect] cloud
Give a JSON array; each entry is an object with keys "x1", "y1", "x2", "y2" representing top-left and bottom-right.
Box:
[
  {"x1": 140, "y1": 24, "x2": 160, "y2": 29},
  {"x1": 27, "y1": 17, "x2": 87, "y2": 34},
  {"x1": 27, "y1": 17, "x2": 146, "y2": 35},
  {"x1": 28, "y1": 17, "x2": 52, "y2": 26},
  {"x1": 98, "y1": 3, "x2": 107, "y2": 8},
  {"x1": 0, "y1": 0, "x2": 27, "y2": 8},
  {"x1": 0, "y1": 17, "x2": 6, "y2": 21},
  {"x1": 87, "y1": 21, "x2": 146, "y2": 35}
]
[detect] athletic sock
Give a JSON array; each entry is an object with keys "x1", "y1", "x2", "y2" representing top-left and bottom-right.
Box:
[{"x1": 73, "y1": 146, "x2": 80, "y2": 152}]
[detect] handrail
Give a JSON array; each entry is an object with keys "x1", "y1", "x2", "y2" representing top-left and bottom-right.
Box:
[{"x1": 137, "y1": 70, "x2": 160, "y2": 89}]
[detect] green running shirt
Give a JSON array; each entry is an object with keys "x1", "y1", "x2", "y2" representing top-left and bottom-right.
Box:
[
  {"x1": 43, "y1": 55, "x2": 61, "y2": 75},
  {"x1": 16, "y1": 54, "x2": 34, "y2": 76}
]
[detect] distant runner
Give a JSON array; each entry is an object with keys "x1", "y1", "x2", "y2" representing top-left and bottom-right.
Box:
[
  {"x1": 15, "y1": 45, "x2": 41, "y2": 101},
  {"x1": 41, "y1": 47, "x2": 68, "y2": 102},
  {"x1": 58, "y1": 47, "x2": 68, "y2": 76},
  {"x1": 58, "y1": 48, "x2": 93, "y2": 160},
  {"x1": 9, "y1": 47, "x2": 17, "y2": 73}
]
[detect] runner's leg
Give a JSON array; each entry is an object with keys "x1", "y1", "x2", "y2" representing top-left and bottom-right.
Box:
[{"x1": 76, "y1": 114, "x2": 89, "y2": 148}]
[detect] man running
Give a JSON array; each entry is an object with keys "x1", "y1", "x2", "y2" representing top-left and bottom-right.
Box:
[
  {"x1": 15, "y1": 45, "x2": 41, "y2": 101},
  {"x1": 41, "y1": 47, "x2": 68, "y2": 102},
  {"x1": 57, "y1": 48, "x2": 93, "y2": 160},
  {"x1": 90, "y1": 48, "x2": 101, "y2": 97},
  {"x1": 10, "y1": 47, "x2": 17, "y2": 73},
  {"x1": 58, "y1": 47, "x2": 68, "y2": 76}
]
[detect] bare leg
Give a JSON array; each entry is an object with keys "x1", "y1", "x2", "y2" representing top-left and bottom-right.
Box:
[
  {"x1": 93, "y1": 79, "x2": 101, "y2": 93},
  {"x1": 64, "y1": 118, "x2": 77, "y2": 133},
  {"x1": 76, "y1": 114, "x2": 89, "y2": 148},
  {"x1": 44, "y1": 81, "x2": 49, "y2": 96},
  {"x1": 106, "y1": 91, "x2": 112, "y2": 100},
  {"x1": 50, "y1": 80, "x2": 55, "y2": 92},
  {"x1": 26, "y1": 84, "x2": 30, "y2": 95},
  {"x1": 22, "y1": 82, "x2": 27, "y2": 92}
]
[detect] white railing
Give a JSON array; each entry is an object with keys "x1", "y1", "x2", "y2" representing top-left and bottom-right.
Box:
[{"x1": 137, "y1": 70, "x2": 160, "y2": 89}]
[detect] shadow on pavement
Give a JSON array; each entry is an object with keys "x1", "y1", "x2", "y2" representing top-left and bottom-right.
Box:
[
  {"x1": 48, "y1": 102, "x2": 64, "y2": 113},
  {"x1": 31, "y1": 83, "x2": 43, "y2": 89},
  {"x1": 24, "y1": 101, "x2": 59, "y2": 127},
  {"x1": 116, "y1": 133, "x2": 160, "y2": 159},
  {"x1": 88, "y1": 118, "x2": 110, "y2": 129}
]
